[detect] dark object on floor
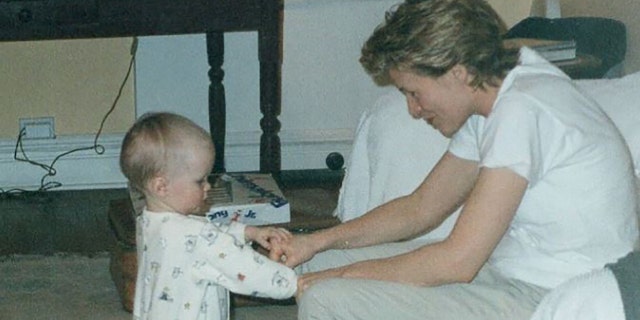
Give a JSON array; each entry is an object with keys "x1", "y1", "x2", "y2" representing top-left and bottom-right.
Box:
[{"x1": 325, "y1": 152, "x2": 345, "y2": 171}]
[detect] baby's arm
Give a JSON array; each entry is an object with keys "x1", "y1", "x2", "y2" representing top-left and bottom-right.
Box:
[{"x1": 197, "y1": 223, "x2": 297, "y2": 299}]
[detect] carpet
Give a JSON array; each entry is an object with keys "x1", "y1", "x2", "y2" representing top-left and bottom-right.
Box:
[{"x1": 0, "y1": 253, "x2": 297, "y2": 320}]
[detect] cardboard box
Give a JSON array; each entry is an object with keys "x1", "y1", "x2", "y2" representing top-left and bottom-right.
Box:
[
  {"x1": 107, "y1": 199, "x2": 137, "y2": 313},
  {"x1": 205, "y1": 173, "x2": 290, "y2": 226}
]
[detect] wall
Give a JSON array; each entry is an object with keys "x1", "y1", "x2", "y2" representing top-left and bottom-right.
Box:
[
  {"x1": 0, "y1": 38, "x2": 135, "y2": 190},
  {"x1": 134, "y1": 0, "x2": 401, "y2": 173},
  {"x1": 1, "y1": 0, "x2": 399, "y2": 190},
  {"x1": 0, "y1": 38, "x2": 135, "y2": 137},
  {"x1": 1, "y1": 0, "x2": 637, "y2": 191},
  {"x1": 561, "y1": 0, "x2": 640, "y2": 74},
  {"x1": 488, "y1": 0, "x2": 561, "y2": 28}
]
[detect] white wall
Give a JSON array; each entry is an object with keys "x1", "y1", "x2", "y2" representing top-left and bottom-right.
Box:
[
  {"x1": 0, "y1": 0, "x2": 400, "y2": 190},
  {"x1": 4, "y1": 0, "x2": 569, "y2": 190},
  {"x1": 134, "y1": 0, "x2": 560, "y2": 174},
  {"x1": 135, "y1": 0, "x2": 400, "y2": 172}
]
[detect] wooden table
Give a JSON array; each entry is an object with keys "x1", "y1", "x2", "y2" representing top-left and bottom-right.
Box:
[
  {"x1": 555, "y1": 53, "x2": 603, "y2": 79},
  {"x1": 0, "y1": 0, "x2": 284, "y2": 173}
]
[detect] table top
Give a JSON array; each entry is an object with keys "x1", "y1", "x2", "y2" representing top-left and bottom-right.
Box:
[{"x1": 0, "y1": 0, "x2": 273, "y2": 41}]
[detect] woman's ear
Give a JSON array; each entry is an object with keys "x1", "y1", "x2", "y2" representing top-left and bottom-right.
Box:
[
  {"x1": 147, "y1": 175, "x2": 169, "y2": 197},
  {"x1": 450, "y1": 64, "x2": 471, "y2": 84}
]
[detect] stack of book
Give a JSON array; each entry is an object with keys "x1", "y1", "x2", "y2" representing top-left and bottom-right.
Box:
[{"x1": 504, "y1": 38, "x2": 577, "y2": 62}]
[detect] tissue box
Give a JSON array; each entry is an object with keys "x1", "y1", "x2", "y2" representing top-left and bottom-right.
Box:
[{"x1": 205, "y1": 173, "x2": 290, "y2": 226}]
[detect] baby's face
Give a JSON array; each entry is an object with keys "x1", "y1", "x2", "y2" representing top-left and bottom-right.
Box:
[{"x1": 161, "y1": 142, "x2": 214, "y2": 215}]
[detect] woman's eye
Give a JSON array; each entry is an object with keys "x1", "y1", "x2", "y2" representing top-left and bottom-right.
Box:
[
  {"x1": 405, "y1": 92, "x2": 418, "y2": 101},
  {"x1": 402, "y1": 90, "x2": 416, "y2": 98}
]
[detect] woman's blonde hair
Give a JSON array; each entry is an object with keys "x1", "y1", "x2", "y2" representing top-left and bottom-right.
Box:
[{"x1": 360, "y1": 0, "x2": 518, "y2": 89}]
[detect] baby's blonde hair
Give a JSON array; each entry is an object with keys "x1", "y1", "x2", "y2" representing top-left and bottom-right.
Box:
[{"x1": 120, "y1": 112, "x2": 214, "y2": 193}]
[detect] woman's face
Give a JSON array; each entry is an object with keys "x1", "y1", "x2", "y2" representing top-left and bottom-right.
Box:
[{"x1": 389, "y1": 67, "x2": 477, "y2": 138}]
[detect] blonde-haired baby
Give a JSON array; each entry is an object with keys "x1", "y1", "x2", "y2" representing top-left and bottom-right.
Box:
[{"x1": 120, "y1": 112, "x2": 296, "y2": 319}]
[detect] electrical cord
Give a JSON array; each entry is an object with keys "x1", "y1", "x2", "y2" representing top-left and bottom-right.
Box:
[{"x1": 0, "y1": 37, "x2": 138, "y2": 199}]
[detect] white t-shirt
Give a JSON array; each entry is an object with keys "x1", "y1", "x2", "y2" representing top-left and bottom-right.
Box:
[
  {"x1": 449, "y1": 47, "x2": 639, "y2": 288},
  {"x1": 133, "y1": 209, "x2": 297, "y2": 320}
]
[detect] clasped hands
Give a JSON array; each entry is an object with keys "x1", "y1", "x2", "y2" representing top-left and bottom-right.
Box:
[
  {"x1": 251, "y1": 229, "x2": 342, "y2": 297},
  {"x1": 244, "y1": 225, "x2": 314, "y2": 267}
]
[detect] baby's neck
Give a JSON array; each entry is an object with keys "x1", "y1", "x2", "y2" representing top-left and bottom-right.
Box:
[{"x1": 144, "y1": 196, "x2": 186, "y2": 215}]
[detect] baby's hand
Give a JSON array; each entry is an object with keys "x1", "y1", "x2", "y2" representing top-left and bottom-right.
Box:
[{"x1": 245, "y1": 226, "x2": 292, "y2": 251}]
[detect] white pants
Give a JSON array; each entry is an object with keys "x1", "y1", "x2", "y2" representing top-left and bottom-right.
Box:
[
  {"x1": 530, "y1": 268, "x2": 624, "y2": 320},
  {"x1": 297, "y1": 241, "x2": 548, "y2": 320}
]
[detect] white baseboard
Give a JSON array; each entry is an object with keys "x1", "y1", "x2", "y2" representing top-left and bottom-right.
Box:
[
  {"x1": 0, "y1": 129, "x2": 354, "y2": 191},
  {"x1": 225, "y1": 128, "x2": 354, "y2": 171},
  {"x1": 0, "y1": 134, "x2": 126, "y2": 191}
]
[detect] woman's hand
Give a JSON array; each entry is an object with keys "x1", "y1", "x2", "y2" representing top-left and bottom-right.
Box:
[
  {"x1": 270, "y1": 233, "x2": 321, "y2": 268},
  {"x1": 245, "y1": 226, "x2": 292, "y2": 251}
]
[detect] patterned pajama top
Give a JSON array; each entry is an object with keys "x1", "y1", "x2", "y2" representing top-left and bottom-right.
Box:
[{"x1": 133, "y1": 209, "x2": 297, "y2": 320}]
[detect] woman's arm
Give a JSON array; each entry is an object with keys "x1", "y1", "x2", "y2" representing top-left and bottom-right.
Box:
[
  {"x1": 277, "y1": 152, "x2": 477, "y2": 266},
  {"x1": 296, "y1": 165, "x2": 527, "y2": 292}
]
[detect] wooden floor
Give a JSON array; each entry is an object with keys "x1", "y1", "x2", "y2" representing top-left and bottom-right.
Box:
[
  {"x1": 0, "y1": 188, "x2": 128, "y2": 255},
  {"x1": 0, "y1": 169, "x2": 342, "y2": 256}
]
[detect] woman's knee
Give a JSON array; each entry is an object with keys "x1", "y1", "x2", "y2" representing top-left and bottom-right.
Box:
[{"x1": 298, "y1": 279, "x2": 353, "y2": 319}]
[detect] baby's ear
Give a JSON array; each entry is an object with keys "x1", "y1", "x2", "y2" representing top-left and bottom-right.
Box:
[{"x1": 147, "y1": 176, "x2": 169, "y2": 197}]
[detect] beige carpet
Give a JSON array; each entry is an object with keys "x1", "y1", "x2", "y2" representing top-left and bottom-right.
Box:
[
  {"x1": 0, "y1": 186, "x2": 337, "y2": 319},
  {"x1": 0, "y1": 253, "x2": 297, "y2": 320},
  {"x1": 0, "y1": 253, "x2": 129, "y2": 320}
]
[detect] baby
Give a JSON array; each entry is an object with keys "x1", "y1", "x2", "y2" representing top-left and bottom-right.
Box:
[{"x1": 120, "y1": 112, "x2": 297, "y2": 319}]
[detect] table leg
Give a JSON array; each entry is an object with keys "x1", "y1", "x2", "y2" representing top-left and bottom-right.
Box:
[
  {"x1": 206, "y1": 31, "x2": 226, "y2": 173},
  {"x1": 258, "y1": 0, "x2": 283, "y2": 174}
]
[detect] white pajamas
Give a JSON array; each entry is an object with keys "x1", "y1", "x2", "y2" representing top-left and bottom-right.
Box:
[{"x1": 133, "y1": 209, "x2": 297, "y2": 320}]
